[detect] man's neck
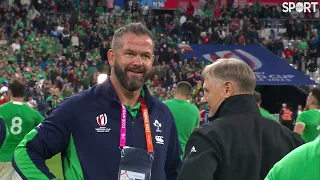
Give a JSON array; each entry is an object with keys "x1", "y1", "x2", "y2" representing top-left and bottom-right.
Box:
[
  {"x1": 11, "y1": 97, "x2": 24, "y2": 102},
  {"x1": 309, "y1": 105, "x2": 319, "y2": 110},
  {"x1": 110, "y1": 73, "x2": 142, "y2": 108},
  {"x1": 174, "y1": 94, "x2": 188, "y2": 101}
]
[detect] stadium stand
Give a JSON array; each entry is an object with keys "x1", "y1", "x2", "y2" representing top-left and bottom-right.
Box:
[
  {"x1": 0, "y1": 1, "x2": 318, "y2": 113},
  {"x1": 0, "y1": 0, "x2": 319, "y2": 179}
]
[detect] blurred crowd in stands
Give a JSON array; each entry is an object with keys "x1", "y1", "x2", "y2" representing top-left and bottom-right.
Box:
[{"x1": 0, "y1": 0, "x2": 319, "y2": 116}]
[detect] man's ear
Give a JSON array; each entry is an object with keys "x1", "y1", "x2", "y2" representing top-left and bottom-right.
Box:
[
  {"x1": 173, "y1": 89, "x2": 177, "y2": 96},
  {"x1": 151, "y1": 55, "x2": 155, "y2": 63},
  {"x1": 107, "y1": 49, "x2": 115, "y2": 67},
  {"x1": 223, "y1": 81, "x2": 234, "y2": 99},
  {"x1": 310, "y1": 96, "x2": 316, "y2": 106}
]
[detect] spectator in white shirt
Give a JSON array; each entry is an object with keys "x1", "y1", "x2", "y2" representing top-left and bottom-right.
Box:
[
  {"x1": 71, "y1": 33, "x2": 79, "y2": 47},
  {"x1": 142, "y1": 2, "x2": 149, "y2": 16},
  {"x1": 11, "y1": 40, "x2": 21, "y2": 52},
  {"x1": 27, "y1": 6, "x2": 40, "y2": 26}
]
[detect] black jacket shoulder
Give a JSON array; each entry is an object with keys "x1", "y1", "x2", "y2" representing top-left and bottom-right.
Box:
[{"x1": 178, "y1": 95, "x2": 303, "y2": 180}]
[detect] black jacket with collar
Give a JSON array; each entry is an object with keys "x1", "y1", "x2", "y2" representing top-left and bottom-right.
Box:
[{"x1": 177, "y1": 95, "x2": 304, "y2": 180}]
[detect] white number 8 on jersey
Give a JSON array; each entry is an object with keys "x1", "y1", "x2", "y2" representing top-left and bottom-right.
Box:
[{"x1": 11, "y1": 117, "x2": 23, "y2": 135}]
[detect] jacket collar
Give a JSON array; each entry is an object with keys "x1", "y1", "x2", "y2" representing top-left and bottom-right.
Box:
[
  {"x1": 94, "y1": 78, "x2": 155, "y2": 109},
  {"x1": 209, "y1": 94, "x2": 260, "y2": 121}
]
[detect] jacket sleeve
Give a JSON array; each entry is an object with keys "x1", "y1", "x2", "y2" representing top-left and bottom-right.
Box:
[
  {"x1": 177, "y1": 129, "x2": 222, "y2": 180},
  {"x1": 0, "y1": 116, "x2": 6, "y2": 148},
  {"x1": 12, "y1": 98, "x2": 74, "y2": 180},
  {"x1": 165, "y1": 112, "x2": 182, "y2": 180},
  {"x1": 291, "y1": 130, "x2": 305, "y2": 146}
]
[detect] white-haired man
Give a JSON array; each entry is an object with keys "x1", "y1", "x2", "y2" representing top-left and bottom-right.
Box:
[{"x1": 177, "y1": 59, "x2": 304, "y2": 180}]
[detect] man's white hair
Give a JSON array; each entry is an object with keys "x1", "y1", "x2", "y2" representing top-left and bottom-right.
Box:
[{"x1": 202, "y1": 58, "x2": 256, "y2": 93}]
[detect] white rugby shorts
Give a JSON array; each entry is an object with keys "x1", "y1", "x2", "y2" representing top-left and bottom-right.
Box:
[{"x1": 0, "y1": 162, "x2": 22, "y2": 180}]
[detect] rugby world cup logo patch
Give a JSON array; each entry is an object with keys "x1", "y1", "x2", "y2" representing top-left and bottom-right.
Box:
[
  {"x1": 96, "y1": 113, "x2": 111, "y2": 133},
  {"x1": 97, "y1": 113, "x2": 107, "y2": 127}
]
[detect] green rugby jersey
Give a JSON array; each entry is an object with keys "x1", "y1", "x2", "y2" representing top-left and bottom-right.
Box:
[
  {"x1": 296, "y1": 109, "x2": 320, "y2": 143},
  {"x1": 164, "y1": 98, "x2": 199, "y2": 159},
  {"x1": 259, "y1": 108, "x2": 276, "y2": 121},
  {"x1": 265, "y1": 138, "x2": 320, "y2": 180},
  {"x1": 0, "y1": 101, "x2": 44, "y2": 162}
]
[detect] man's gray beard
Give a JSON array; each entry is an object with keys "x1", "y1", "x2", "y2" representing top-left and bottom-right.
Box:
[{"x1": 113, "y1": 61, "x2": 151, "y2": 91}]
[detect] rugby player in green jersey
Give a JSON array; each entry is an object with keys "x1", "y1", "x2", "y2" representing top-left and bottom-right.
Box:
[
  {"x1": 0, "y1": 79, "x2": 44, "y2": 179},
  {"x1": 164, "y1": 81, "x2": 200, "y2": 159},
  {"x1": 294, "y1": 87, "x2": 320, "y2": 143},
  {"x1": 265, "y1": 137, "x2": 320, "y2": 180},
  {"x1": 253, "y1": 91, "x2": 277, "y2": 121}
]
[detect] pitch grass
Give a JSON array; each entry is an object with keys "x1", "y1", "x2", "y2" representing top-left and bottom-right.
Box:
[{"x1": 46, "y1": 153, "x2": 64, "y2": 180}]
